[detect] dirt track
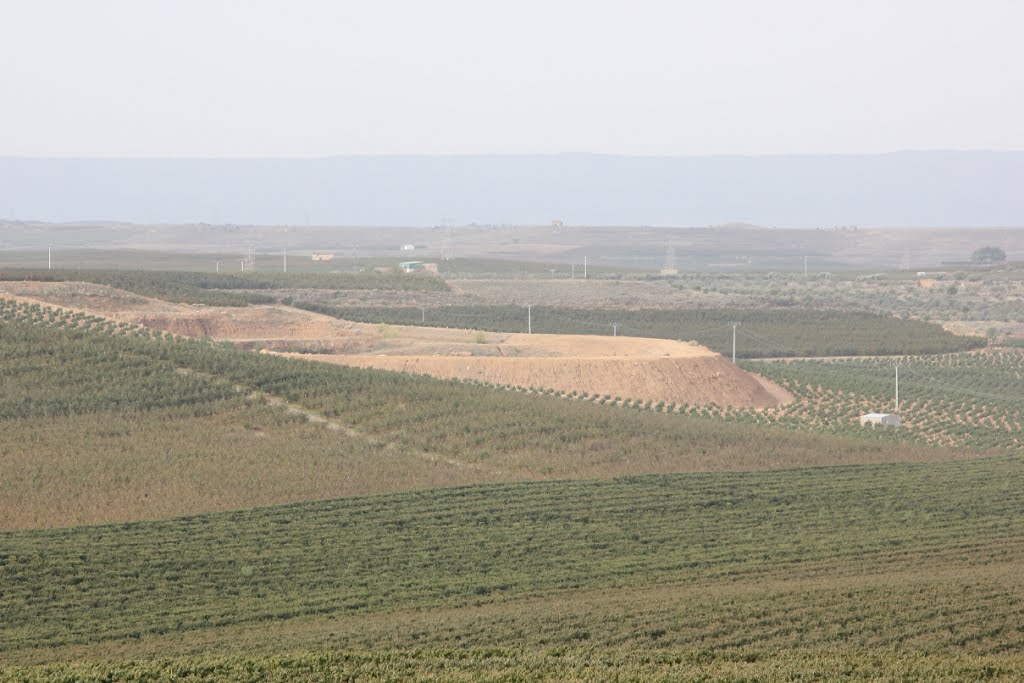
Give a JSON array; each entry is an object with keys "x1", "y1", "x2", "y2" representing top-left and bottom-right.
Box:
[{"x1": 1, "y1": 280, "x2": 793, "y2": 409}]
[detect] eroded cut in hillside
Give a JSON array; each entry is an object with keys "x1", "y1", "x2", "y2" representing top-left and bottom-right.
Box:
[
  {"x1": 283, "y1": 332, "x2": 792, "y2": 409},
  {"x1": 0, "y1": 280, "x2": 793, "y2": 409}
]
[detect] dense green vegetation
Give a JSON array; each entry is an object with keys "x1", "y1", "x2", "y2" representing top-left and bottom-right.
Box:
[
  {"x1": 0, "y1": 268, "x2": 447, "y2": 306},
  {"x1": 292, "y1": 301, "x2": 983, "y2": 357},
  {"x1": 0, "y1": 301, "x2": 237, "y2": 418},
  {"x1": 3, "y1": 457, "x2": 1024, "y2": 679}
]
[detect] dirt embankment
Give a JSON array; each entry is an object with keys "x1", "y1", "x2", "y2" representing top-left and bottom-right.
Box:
[
  {"x1": 310, "y1": 352, "x2": 788, "y2": 408},
  {"x1": 1, "y1": 280, "x2": 793, "y2": 409},
  {"x1": 280, "y1": 330, "x2": 793, "y2": 409}
]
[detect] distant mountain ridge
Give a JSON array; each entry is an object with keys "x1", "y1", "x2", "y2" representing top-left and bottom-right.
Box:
[{"x1": 1, "y1": 151, "x2": 1022, "y2": 227}]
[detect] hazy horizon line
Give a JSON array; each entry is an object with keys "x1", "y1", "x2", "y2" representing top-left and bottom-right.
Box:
[{"x1": 3, "y1": 148, "x2": 1024, "y2": 162}]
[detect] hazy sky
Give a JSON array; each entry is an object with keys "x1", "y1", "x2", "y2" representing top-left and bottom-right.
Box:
[{"x1": 2, "y1": 1, "x2": 1022, "y2": 157}]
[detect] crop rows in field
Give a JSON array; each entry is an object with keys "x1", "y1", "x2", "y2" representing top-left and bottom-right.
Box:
[
  {"x1": 0, "y1": 299, "x2": 236, "y2": 418},
  {"x1": 476, "y1": 346, "x2": 1022, "y2": 452},
  {"x1": 8, "y1": 294, "x2": 1004, "y2": 452},
  {"x1": 0, "y1": 268, "x2": 448, "y2": 306},
  {"x1": 5, "y1": 295, "x2": 968, "y2": 529},
  {"x1": 6, "y1": 649, "x2": 1024, "y2": 682},
  {"x1": 293, "y1": 302, "x2": 983, "y2": 357},
  {"x1": 0, "y1": 296, "x2": 939, "y2": 464},
  {"x1": 2, "y1": 295, "x2": 1006, "y2": 454},
  {"x1": 3, "y1": 458, "x2": 1024, "y2": 658},
  {"x1": 733, "y1": 351, "x2": 1024, "y2": 450}
]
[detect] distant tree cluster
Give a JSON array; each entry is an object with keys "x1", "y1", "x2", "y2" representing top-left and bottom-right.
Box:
[{"x1": 971, "y1": 246, "x2": 1007, "y2": 264}]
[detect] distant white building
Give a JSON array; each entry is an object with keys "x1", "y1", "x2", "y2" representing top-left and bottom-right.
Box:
[
  {"x1": 311, "y1": 252, "x2": 334, "y2": 262},
  {"x1": 399, "y1": 260, "x2": 424, "y2": 273},
  {"x1": 401, "y1": 243, "x2": 415, "y2": 251},
  {"x1": 860, "y1": 413, "x2": 901, "y2": 428}
]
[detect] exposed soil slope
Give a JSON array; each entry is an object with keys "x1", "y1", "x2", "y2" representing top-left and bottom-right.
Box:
[
  {"x1": 0, "y1": 280, "x2": 792, "y2": 408},
  {"x1": 283, "y1": 331, "x2": 792, "y2": 409},
  {"x1": 311, "y1": 351, "x2": 784, "y2": 408}
]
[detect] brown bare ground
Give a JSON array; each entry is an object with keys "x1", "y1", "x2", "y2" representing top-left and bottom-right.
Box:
[{"x1": 286, "y1": 331, "x2": 790, "y2": 408}]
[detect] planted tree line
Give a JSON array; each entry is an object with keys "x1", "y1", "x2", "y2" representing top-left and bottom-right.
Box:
[{"x1": 291, "y1": 302, "x2": 984, "y2": 357}]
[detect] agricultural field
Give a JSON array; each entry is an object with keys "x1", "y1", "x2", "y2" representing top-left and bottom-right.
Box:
[
  {"x1": 655, "y1": 266, "x2": 1024, "y2": 326},
  {"x1": 740, "y1": 350, "x2": 1024, "y2": 450},
  {"x1": 2, "y1": 296, "x2": 962, "y2": 531},
  {"x1": 0, "y1": 268, "x2": 447, "y2": 306},
  {"x1": 2, "y1": 260, "x2": 1022, "y2": 682},
  {"x1": 435, "y1": 265, "x2": 1024, "y2": 337},
  {"x1": 4, "y1": 458, "x2": 1024, "y2": 679},
  {"x1": 293, "y1": 301, "x2": 983, "y2": 357}
]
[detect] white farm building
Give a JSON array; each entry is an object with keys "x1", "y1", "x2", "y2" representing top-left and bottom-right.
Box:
[{"x1": 860, "y1": 413, "x2": 901, "y2": 428}]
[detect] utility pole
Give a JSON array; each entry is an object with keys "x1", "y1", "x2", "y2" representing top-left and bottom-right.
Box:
[
  {"x1": 216, "y1": 260, "x2": 220, "y2": 273},
  {"x1": 895, "y1": 364, "x2": 900, "y2": 414},
  {"x1": 731, "y1": 322, "x2": 741, "y2": 363},
  {"x1": 527, "y1": 304, "x2": 532, "y2": 334},
  {"x1": 584, "y1": 256, "x2": 588, "y2": 279},
  {"x1": 283, "y1": 248, "x2": 287, "y2": 273},
  {"x1": 421, "y1": 307, "x2": 426, "y2": 323},
  {"x1": 47, "y1": 242, "x2": 52, "y2": 270},
  {"x1": 611, "y1": 322, "x2": 619, "y2": 337},
  {"x1": 352, "y1": 245, "x2": 358, "y2": 273}
]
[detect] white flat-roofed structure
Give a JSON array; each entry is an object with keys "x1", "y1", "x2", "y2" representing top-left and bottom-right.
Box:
[{"x1": 860, "y1": 412, "x2": 901, "y2": 428}]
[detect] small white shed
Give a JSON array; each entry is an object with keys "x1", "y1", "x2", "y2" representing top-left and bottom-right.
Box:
[{"x1": 860, "y1": 413, "x2": 901, "y2": 428}]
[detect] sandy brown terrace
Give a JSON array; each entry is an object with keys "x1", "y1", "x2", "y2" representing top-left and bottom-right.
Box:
[{"x1": 0, "y1": 280, "x2": 793, "y2": 409}]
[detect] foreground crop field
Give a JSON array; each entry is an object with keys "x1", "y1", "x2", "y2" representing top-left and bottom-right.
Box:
[
  {"x1": 3, "y1": 458, "x2": 1024, "y2": 679},
  {"x1": 7, "y1": 650, "x2": 1024, "y2": 683}
]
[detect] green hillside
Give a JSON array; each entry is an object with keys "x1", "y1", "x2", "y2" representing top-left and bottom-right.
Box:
[{"x1": 3, "y1": 458, "x2": 1024, "y2": 678}]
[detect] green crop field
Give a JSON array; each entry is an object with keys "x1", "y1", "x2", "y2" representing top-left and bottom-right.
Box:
[
  {"x1": 0, "y1": 268, "x2": 448, "y2": 306},
  {"x1": 293, "y1": 301, "x2": 983, "y2": 357},
  {"x1": 725, "y1": 351, "x2": 1024, "y2": 451},
  {"x1": 3, "y1": 282, "x2": 1023, "y2": 681},
  {"x1": 3, "y1": 458, "x2": 1024, "y2": 679},
  {"x1": 3, "y1": 296, "x2": 964, "y2": 530}
]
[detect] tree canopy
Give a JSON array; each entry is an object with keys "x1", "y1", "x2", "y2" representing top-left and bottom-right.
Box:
[{"x1": 971, "y1": 246, "x2": 1007, "y2": 263}]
